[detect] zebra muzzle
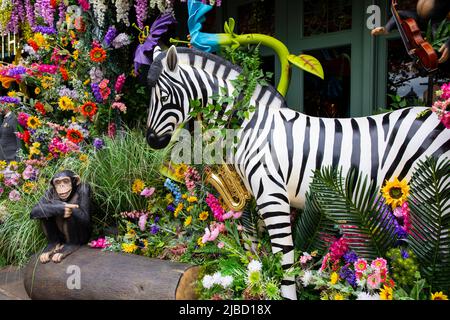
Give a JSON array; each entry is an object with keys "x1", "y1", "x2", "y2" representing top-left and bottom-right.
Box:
[{"x1": 146, "y1": 129, "x2": 172, "y2": 150}]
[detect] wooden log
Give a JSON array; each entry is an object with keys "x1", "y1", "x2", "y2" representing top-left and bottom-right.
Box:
[{"x1": 23, "y1": 246, "x2": 199, "y2": 300}]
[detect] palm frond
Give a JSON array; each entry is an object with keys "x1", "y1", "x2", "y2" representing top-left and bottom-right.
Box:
[
  {"x1": 293, "y1": 190, "x2": 338, "y2": 255},
  {"x1": 408, "y1": 157, "x2": 450, "y2": 291},
  {"x1": 309, "y1": 167, "x2": 398, "y2": 260}
]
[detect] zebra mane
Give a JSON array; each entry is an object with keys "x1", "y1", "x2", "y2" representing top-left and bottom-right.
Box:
[{"x1": 147, "y1": 47, "x2": 287, "y2": 108}]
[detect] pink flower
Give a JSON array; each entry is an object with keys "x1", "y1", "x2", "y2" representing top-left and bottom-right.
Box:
[
  {"x1": 202, "y1": 226, "x2": 220, "y2": 244},
  {"x1": 22, "y1": 165, "x2": 38, "y2": 180},
  {"x1": 329, "y1": 238, "x2": 349, "y2": 261},
  {"x1": 222, "y1": 211, "x2": 234, "y2": 220},
  {"x1": 233, "y1": 211, "x2": 243, "y2": 219},
  {"x1": 354, "y1": 258, "x2": 368, "y2": 272},
  {"x1": 441, "y1": 83, "x2": 450, "y2": 100},
  {"x1": 114, "y1": 74, "x2": 126, "y2": 93},
  {"x1": 140, "y1": 187, "x2": 155, "y2": 198},
  {"x1": 206, "y1": 193, "x2": 225, "y2": 222},
  {"x1": 112, "y1": 102, "x2": 127, "y2": 113},
  {"x1": 8, "y1": 190, "x2": 21, "y2": 202},
  {"x1": 300, "y1": 253, "x2": 312, "y2": 264},
  {"x1": 320, "y1": 253, "x2": 331, "y2": 271},
  {"x1": 138, "y1": 214, "x2": 148, "y2": 232},
  {"x1": 217, "y1": 242, "x2": 225, "y2": 249},
  {"x1": 367, "y1": 273, "x2": 382, "y2": 290},
  {"x1": 89, "y1": 237, "x2": 109, "y2": 249},
  {"x1": 441, "y1": 112, "x2": 450, "y2": 129},
  {"x1": 18, "y1": 112, "x2": 30, "y2": 128},
  {"x1": 0, "y1": 188, "x2": 4, "y2": 196},
  {"x1": 371, "y1": 258, "x2": 387, "y2": 271}
]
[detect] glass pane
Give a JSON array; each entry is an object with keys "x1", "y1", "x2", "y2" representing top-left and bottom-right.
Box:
[
  {"x1": 387, "y1": 39, "x2": 450, "y2": 107},
  {"x1": 237, "y1": 0, "x2": 275, "y2": 36},
  {"x1": 304, "y1": 45, "x2": 351, "y2": 118},
  {"x1": 303, "y1": 0, "x2": 352, "y2": 37}
]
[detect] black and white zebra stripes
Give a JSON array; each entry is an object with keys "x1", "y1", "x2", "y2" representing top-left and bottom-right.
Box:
[{"x1": 146, "y1": 46, "x2": 450, "y2": 300}]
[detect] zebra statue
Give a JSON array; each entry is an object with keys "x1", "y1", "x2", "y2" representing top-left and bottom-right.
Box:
[{"x1": 146, "y1": 45, "x2": 450, "y2": 300}]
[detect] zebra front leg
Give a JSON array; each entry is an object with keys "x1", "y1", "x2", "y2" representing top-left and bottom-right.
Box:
[{"x1": 256, "y1": 196, "x2": 296, "y2": 300}]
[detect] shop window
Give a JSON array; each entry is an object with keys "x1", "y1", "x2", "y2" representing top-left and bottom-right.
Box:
[
  {"x1": 237, "y1": 0, "x2": 275, "y2": 36},
  {"x1": 303, "y1": 0, "x2": 352, "y2": 37},
  {"x1": 303, "y1": 45, "x2": 351, "y2": 118}
]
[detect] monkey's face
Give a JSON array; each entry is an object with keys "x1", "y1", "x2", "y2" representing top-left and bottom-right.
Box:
[{"x1": 53, "y1": 177, "x2": 72, "y2": 201}]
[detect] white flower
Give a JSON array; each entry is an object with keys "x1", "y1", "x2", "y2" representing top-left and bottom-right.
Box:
[
  {"x1": 301, "y1": 271, "x2": 313, "y2": 287},
  {"x1": 220, "y1": 275, "x2": 234, "y2": 289},
  {"x1": 212, "y1": 272, "x2": 223, "y2": 285},
  {"x1": 112, "y1": 0, "x2": 131, "y2": 26},
  {"x1": 247, "y1": 260, "x2": 262, "y2": 273},
  {"x1": 202, "y1": 275, "x2": 214, "y2": 289},
  {"x1": 356, "y1": 292, "x2": 381, "y2": 300},
  {"x1": 89, "y1": 0, "x2": 107, "y2": 27},
  {"x1": 357, "y1": 278, "x2": 366, "y2": 288},
  {"x1": 112, "y1": 33, "x2": 131, "y2": 49}
]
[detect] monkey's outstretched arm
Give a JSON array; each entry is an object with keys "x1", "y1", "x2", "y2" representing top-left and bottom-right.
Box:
[{"x1": 30, "y1": 191, "x2": 66, "y2": 219}]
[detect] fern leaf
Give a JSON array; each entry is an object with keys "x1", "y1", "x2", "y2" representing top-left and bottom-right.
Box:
[{"x1": 408, "y1": 157, "x2": 450, "y2": 291}]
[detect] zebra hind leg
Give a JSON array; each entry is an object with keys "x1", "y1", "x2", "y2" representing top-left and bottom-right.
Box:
[{"x1": 256, "y1": 194, "x2": 296, "y2": 300}]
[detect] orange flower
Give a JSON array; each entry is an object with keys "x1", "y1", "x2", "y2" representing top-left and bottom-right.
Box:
[
  {"x1": 60, "y1": 66, "x2": 69, "y2": 81},
  {"x1": 35, "y1": 101, "x2": 46, "y2": 115},
  {"x1": 90, "y1": 47, "x2": 107, "y2": 63},
  {"x1": 80, "y1": 102, "x2": 98, "y2": 120},
  {"x1": 67, "y1": 129, "x2": 84, "y2": 144}
]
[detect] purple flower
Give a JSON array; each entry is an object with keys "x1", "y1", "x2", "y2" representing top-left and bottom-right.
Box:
[
  {"x1": 91, "y1": 83, "x2": 103, "y2": 103},
  {"x1": 401, "y1": 249, "x2": 409, "y2": 259},
  {"x1": 112, "y1": 33, "x2": 131, "y2": 49},
  {"x1": 339, "y1": 265, "x2": 357, "y2": 287},
  {"x1": 35, "y1": 0, "x2": 55, "y2": 26},
  {"x1": 7, "y1": 66, "x2": 27, "y2": 76},
  {"x1": 104, "y1": 26, "x2": 117, "y2": 46},
  {"x1": 343, "y1": 251, "x2": 358, "y2": 264},
  {"x1": 167, "y1": 204, "x2": 175, "y2": 213},
  {"x1": 9, "y1": 190, "x2": 21, "y2": 202},
  {"x1": 154, "y1": 216, "x2": 160, "y2": 224},
  {"x1": 134, "y1": 0, "x2": 148, "y2": 29},
  {"x1": 25, "y1": 0, "x2": 36, "y2": 28},
  {"x1": 33, "y1": 26, "x2": 57, "y2": 34},
  {"x1": 0, "y1": 96, "x2": 20, "y2": 104},
  {"x1": 93, "y1": 138, "x2": 105, "y2": 150},
  {"x1": 150, "y1": 224, "x2": 160, "y2": 235}
]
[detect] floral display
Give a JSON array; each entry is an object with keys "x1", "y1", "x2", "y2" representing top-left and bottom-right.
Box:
[{"x1": 432, "y1": 82, "x2": 450, "y2": 129}]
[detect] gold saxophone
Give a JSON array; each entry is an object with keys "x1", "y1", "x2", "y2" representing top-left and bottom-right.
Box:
[{"x1": 204, "y1": 164, "x2": 251, "y2": 212}]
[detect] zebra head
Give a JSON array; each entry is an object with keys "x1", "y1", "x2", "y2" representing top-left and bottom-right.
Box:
[{"x1": 146, "y1": 45, "x2": 190, "y2": 149}]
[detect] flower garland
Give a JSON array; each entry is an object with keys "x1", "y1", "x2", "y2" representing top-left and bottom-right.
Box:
[
  {"x1": 89, "y1": 0, "x2": 107, "y2": 28},
  {"x1": 113, "y1": 0, "x2": 131, "y2": 26},
  {"x1": 135, "y1": 0, "x2": 148, "y2": 29}
]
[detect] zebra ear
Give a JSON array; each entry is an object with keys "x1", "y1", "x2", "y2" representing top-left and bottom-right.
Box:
[
  {"x1": 153, "y1": 46, "x2": 162, "y2": 61},
  {"x1": 166, "y1": 45, "x2": 179, "y2": 72}
]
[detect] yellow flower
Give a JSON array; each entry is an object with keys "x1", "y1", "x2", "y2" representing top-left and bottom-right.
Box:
[
  {"x1": 182, "y1": 194, "x2": 188, "y2": 200},
  {"x1": 121, "y1": 243, "x2": 138, "y2": 254},
  {"x1": 33, "y1": 33, "x2": 47, "y2": 47},
  {"x1": 22, "y1": 182, "x2": 36, "y2": 194},
  {"x1": 330, "y1": 272, "x2": 339, "y2": 285},
  {"x1": 186, "y1": 206, "x2": 194, "y2": 213},
  {"x1": 9, "y1": 161, "x2": 18, "y2": 169},
  {"x1": 73, "y1": 50, "x2": 79, "y2": 60},
  {"x1": 79, "y1": 154, "x2": 88, "y2": 162},
  {"x1": 174, "y1": 164, "x2": 188, "y2": 179},
  {"x1": 380, "y1": 285, "x2": 393, "y2": 300},
  {"x1": 34, "y1": 87, "x2": 41, "y2": 95},
  {"x1": 29, "y1": 142, "x2": 41, "y2": 158},
  {"x1": 197, "y1": 237, "x2": 205, "y2": 247},
  {"x1": 27, "y1": 116, "x2": 42, "y2": 129},
  {"x1": 199, "y1": 211, "x2": 209, "y2": 221},
  {"x1": 382, "y1": 177, "x2": 410, "y2": 209},
  {"x1": 83, "y1": 79, "x2": 91, "y2": 86},
  {"x1": 61, "y1": 36, "x2": 69, "y2": 47},
  {"x1": 166, "y1": 193, "x2": 174, "y2": 204},
  {"x1": 0, "y1": 161, "x2": 7, "y2": 170},
  {"x1": 333, "y1": 293, "x2": 345, "y2": 300},
  {"x1": 174, "y1": 203, "x2": 184, "y2": 218},
  {"x1": 431, "y1": 292, "x2": 448, "y2": 300},
  {"x1": 41, "y1": 76, "x2": 54, "y2": 89},
  {"x1": 184, "y1": 216, "x2": 192, "y2": 227},
  {"x1": 7, "y1": 91, "x2": 16, "y2": 97},
  {"x1": 58, "y1": 96, "x2": 75, "y2": 111},
  {"x1": 187, "y1": 196, "x2": 198, "y2": 203},
  {"x1": 132, "y1": 179, "x2": 145, "y2": 194}
]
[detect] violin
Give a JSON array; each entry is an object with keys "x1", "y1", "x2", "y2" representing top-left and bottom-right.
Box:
[{"x1": 391, "y1": 0, "x2": 438, "y2": 74}]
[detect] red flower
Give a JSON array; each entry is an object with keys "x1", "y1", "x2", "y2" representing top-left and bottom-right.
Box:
[
  {"x1": 17, "y1": 130, "x2": 31, "y2": 145},
  {"x1": 90, "y1": 47, "x2": 107, "y2": 63},
  {"x1": 27, "y1": 39, "x2": 39, "y2": 51},
  {"x1": 60, "y1": 66, "x2": 69, "y2": 81},
  {"x1": 80, "y1": 102, "x2": 98, "y2": 120},
  {"x1": 35, "y1": 101, "x2": 46, "y2": 115},
  {"x1": 50, "y1": 0, "x2": 58, "y2": 8},
  {"x1": 66, "y1": 129, "x2": 84, "y2": 144}
]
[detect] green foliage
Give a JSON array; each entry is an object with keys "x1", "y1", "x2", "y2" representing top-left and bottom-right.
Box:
[
  {"x1": 309, "y1": 167, "x2": 398, "y2": 260},
  {"x1": 426, "y1": 19, "x2": 450, "y2": 51},
  {"x1": 407, "y1": 157, "x2": 450, "y2": 291},
  {"x1": 80, "y1": 130, "x2": 169, "y2": 228},
  {"x1": 387, "y1": 248, "x2": 421, "y2": 289},
  {"x1": 189, "y1": 45, "x2": 272, "y2": 134},
  {"x1": 394, "y1": 273, "x2": 429, "y2": 300},
  {"x1": 293, "y1": 191, "x2": 338, "y2": 255}
]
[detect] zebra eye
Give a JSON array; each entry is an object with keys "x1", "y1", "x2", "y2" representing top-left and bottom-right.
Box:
[{"x1": 161, "y1": 95, "x2": 169, "y2": 103}]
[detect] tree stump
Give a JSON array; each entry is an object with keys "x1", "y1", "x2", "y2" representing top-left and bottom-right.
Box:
[{"x1": 23, "y1": 246, "x2": 199, "y2": 300}]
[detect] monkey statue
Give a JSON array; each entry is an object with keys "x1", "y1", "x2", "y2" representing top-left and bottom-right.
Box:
[
  {"x1": 372, "y1": 0, "x2": 450, "y2": 64},
  {"x1": 31, "y1": 170, "x2": 92, "y2": 263}
]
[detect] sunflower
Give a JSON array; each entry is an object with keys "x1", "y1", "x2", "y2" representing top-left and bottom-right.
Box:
[
  {"x1": 66, "y1": 129, "x2": 84, "y2": 144},
  {"x1": 382, "y1": 177, "x2": 410, "y2": 209},
  {"x1": 121, "y1": 243, "x2": 138, "y2": 254},
  {"x1": 132, "y1": 179, "x2": 145, "y2": 194},
  {"x1": 431, "y1": 292, "x2": 448, "y2": 300},
  {"x1": 174, "y1": 164, "x2": 188, "y2": 180},
  {"x1": 90, "y1": 47, "x2": 107, "y2": 63},
  {"x1": 380, "y1": 285, "x2": 393, "y2": 300},
  {"x1": 34, "y1": 87, "x2": 41, "y2": 95},
  {"x1": 26, "y1": 116, "x2": 42, "y2": 129},
  {"x1": 73, "y1": 50, "x2": 79, "y2": 60},
  {"x1": 199, "y1": 211, "x2": 209, "y2": 221},
  {"x1": 80, "y1": 102, "x2": 98, "y2": 120},
  {"x1": 58, "y1": 96, "x2": 75, "y2": 111},
  {"x1": 79, "y1": 154, "x2": 88, "y2": 162}
]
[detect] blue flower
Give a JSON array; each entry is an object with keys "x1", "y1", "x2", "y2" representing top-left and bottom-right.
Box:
[
  {"x1": 93, "y1": 138, "x2": 105, "y2": 150},
  {"x1": 401, "y1": 249, "x2": 409, "y2": 259},
  {"x1": 164, "y1": 179, "x2": 182, "y2": 205},
  {"x1": 150, "y1": 224, "x2": 160, "y2": 235},
  {"x1": 343, "y1": 251, "x2": 358, "y2": 264}
]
